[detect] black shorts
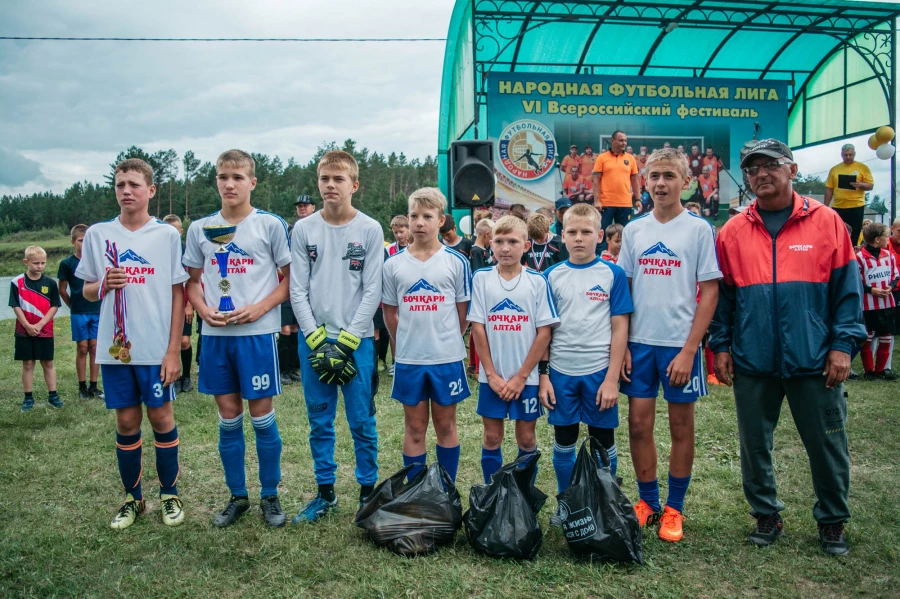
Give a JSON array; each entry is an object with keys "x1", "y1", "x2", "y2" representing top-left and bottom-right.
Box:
[
  {"x1": 373, "y1": 306, "x2": 386, "y2": 330},
  {"x1": 15, "y1": 336, "x2": 54, "y2": 361},
  {"x1": 864, "y1": 307, "x2": 896, "y2": 336},
  {"x1": 281, "y1": 301, "x2": 297, "y2": 328}
]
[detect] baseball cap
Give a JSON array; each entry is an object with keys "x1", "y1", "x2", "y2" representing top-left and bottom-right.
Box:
[
  {"x1": 555, "y1": 196, "x2": 573, "y2": 210},
  {"x1": 740, "y1": 139, "x2": 794, "y2": 169},
  {"x1": 569, "y1": 144, "x2": 578, "y2": 149},
  {"x1": 294, "y1": 194, "x2": 314, "y2": 205}
]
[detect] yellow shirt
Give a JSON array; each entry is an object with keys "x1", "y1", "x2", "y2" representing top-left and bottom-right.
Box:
[{"x1": 826, "y1": 161, "x2": 873, "y2": 209}]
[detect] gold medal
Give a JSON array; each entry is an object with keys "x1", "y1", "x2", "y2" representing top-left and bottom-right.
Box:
[
  {"x1": 109, "y1": 344, "x2": 122, "y2": 358},
  {"x1": 118, "y1": 347, "x2": 132, "y2": 364}
]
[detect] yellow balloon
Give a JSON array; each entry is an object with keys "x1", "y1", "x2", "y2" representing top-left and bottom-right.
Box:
[
  {"x1": 868, "y1": 134, "x2": 880, "y2": 150},
  {"x1": 876, "y1": 125, "x2": 895, "y2": 144}
]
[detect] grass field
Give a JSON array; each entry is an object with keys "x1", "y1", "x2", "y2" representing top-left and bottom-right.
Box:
[{"x1": 1, "y1": 317, "x2": 898, "y2": 598}]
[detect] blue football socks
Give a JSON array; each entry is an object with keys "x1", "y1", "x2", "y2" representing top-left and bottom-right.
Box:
[
  {"x1": 666, "y1": 473, "x2": 692, "y2": 513},
  {"x1": 115, "y1": 431, "x2": 143, "y2": 501},
  {"x1": 403, "y1": 452, "x2": 427, "y2": 480},
  {"x1": 251, "y1": 410, "x2": 282, "y2": 498},
  {"x1": 553, "y1": 441, "x2": 577, "y2": 494},
  {"x1": 435, "y1": 444, "x2": 461, "y2": 483},
  {"x1": 481, "y1": 446, "x2": 503, "y2": 484},
  {"x1": 153, "y1": 427, "x2": 180, "y2": 496},
  {"x1": 218, "y1": 412, "x2": 247, "y2": 497},
  {"x1": 638, "y1": 478, "x2": 661, "y2": 512}
]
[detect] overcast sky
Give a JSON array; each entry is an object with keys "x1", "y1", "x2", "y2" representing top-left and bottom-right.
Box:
[{"x1": 0, "y1": 0, "x2": 895, "y2": 205}]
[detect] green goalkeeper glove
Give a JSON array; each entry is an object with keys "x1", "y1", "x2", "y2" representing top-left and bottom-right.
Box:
[{"x1": 307, "y1": 329, "x2": 361, "y2": 385}]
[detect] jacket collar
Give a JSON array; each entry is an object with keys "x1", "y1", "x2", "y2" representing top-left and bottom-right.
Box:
[{"x1": 744, "y1": 190, "x2": 811, "y2": 226}]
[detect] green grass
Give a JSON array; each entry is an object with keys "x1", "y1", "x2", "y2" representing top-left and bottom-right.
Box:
[
  {"x1": 0, "y1": 232, "x2": 72, "y2": 277},
  {"x1": 1, "y1": 317, "x2": 898, "y2": 598}
]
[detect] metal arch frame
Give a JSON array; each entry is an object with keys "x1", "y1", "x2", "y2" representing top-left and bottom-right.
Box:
[
  {"x1": 637, "y1": 0, "x2": 705, "y2": 76},
  {"x1": 758, "y1": 8, "x2": 850, "y2": 80},
  {"x1": 574, "y1": 2, "x2": 620, "y2": 73},
  {"x1": 699, "y1": 2, "x2": 780, "y2": 77}
]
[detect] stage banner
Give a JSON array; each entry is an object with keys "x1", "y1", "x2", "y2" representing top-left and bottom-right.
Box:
[{"x1": 486, "y1": 73, "x2": 788, "y2": 221}]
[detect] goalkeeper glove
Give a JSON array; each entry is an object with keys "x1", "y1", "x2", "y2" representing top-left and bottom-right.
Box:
[
  {"x1": 305, "y1": 325, "x2": 327, "y2": 351},
  {"x1": 307, "y1": 328, "x2": 361, "y2": 385}
]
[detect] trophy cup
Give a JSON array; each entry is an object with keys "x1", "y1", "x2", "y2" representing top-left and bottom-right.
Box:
[{"x1": 202, "y1": 224, "x2": 238, "y2": 313}]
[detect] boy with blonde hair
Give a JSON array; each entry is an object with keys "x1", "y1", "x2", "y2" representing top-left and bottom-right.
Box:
[
  {"x1": 383, "y1": 187, "x2": 471, "y2": 483},
  {"x1": 290, "y1": 150, "x2": 383, "y2": 522},
  {"x1": 58, "y1": 223, "x2": 103, "y2": 399},
  {"x1": 618, "y1": 148, "x2": 721, "y2": 543},
  {"x1": 541, "y1": 204, "x2": 632, "y2": 498},
  {"x1": 12, "y1": 245, "x2": 62, "y2": 411},
  {"x1": 185, "y1": 149, "x2": 292, "y2": 528},
  {"x1": 524, "y1": 212, "x2": 563, "y2": 272},
  {"x1": 78, "y1": 158, "x2": 187, "y2": 529},
  {"x1": 469, "y1": 215, "x2": 558, "y2": 482}
]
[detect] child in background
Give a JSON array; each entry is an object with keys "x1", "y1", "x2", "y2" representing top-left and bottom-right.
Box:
[
  {"x1": 440, "y1": 213, "x2": 474, "y2": 258},
  {"x1": 856, "y1": 222, "x2": 899, "y2": 380},
  {"x1": 469, "y1": 215, "x2": 558, "y2": 483},
  {"x1": 383, "y1": 188, "x2": 471, "y2": 483},
  {"x1": 162, "y1": 214, "x2": 194, "y2": 393},
  {"x1": 600, "y1": 223, "x2": 624, "y2": 264},
  {"x1": 11, "y1": 246, "x2": 62, "y2": 411},
  {"x1": 58, "y1": 223, "x2": 103, "y2": 399},
  {"x1": 469, "y1": 217, "x2": 496, "y2": 376},
  {"x1": 541, "y1": 204, "x2": 632, "y2": 498},
  {"x1": 524, "y1": 213, "x2": 564, "y2": 272},
  {"x1": 684, "y1": 202, "x2": 702, "y2": 216},
  {"x1": 382, "y1": 215, "x2": 411, "y2": 375}
]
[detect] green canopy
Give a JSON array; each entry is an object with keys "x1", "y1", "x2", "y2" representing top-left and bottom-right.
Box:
[{"x1": 439, "y1": 0, "x2": 900, "y2": 216}]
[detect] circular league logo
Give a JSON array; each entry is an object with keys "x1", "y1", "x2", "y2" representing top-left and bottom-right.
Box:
[{"x1": 498, "y1": 120, "x2": 557, "y2": 181}]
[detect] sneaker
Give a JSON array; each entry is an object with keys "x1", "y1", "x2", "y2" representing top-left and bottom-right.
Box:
[
  {"x1": 289, "y1": 370, "x2": 302, "y2": 382},
  {"x1": 876, "y1": 369, "x2": 898, "y2": 381},
  {"x1": 292, "y1": 495, "x2": 338, "y2": 524},
  {"x1": 387, "y1": 365, "x2": 395, "y2": 376},
  {"x1": 48, "y1": 394, "x2": 64, "y2": 409},
  {"x1": 280, "y1": 372, "x2": 294, "y2": 386},
  {"x1": 707, "y1": 373, "x2": 723, "y2": 386},
  {"x1": 90, "y1": 387, "x2": 104, "y2": 400},
  {"x1": 171, "y1": 378, "x2": 183, "y2": 393},
  {"x1": 847, "y1": 370, "x2": 859, "y2": 381},
  {"x1": 179, "y1": 377, "x2": 193, "y2": 393},
  {"x1": 213, "y1": 495, "x2": 250, "y2": 528},
  {"x1": 161, "y1": 494, "x2": 184, "y2": 526},
  {"x1": 633, "y1": 499, "x2": 662, "y2": 527},
  {"x1": 21, "y1": 397, "x2": 34, "y2": 412},
  {"x1": 260, "y1": 495, "x2": 286, "y2": 527},
  {"x1": 748, "y1": 512, "x2": 783, "y2": 547},
  {"x1": 658, "y1": 505, "x2": 685, "y2": 542},
  {"x1": 863, "y1": 371, "x2": 878, "y2": 381},
  {"x1": 110, "y1": 494, "x2": 146, "y2": 530},
  {"x1": 79, "y1": 388, "x2": 92, "y2": 400},
  {"x1": 817, "y1": 522, "x2": 849, "y2": 556}
]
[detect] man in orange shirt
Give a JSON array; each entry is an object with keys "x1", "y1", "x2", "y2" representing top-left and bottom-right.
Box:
[
  {"x1": 563, "y1": 165, "x2": 586, "y2": 204},
  {"x1": 592, "y1": 130, "x2": 641, "y2": 240},
  {"x1": 560, "y1": 145, "x2": 582, "y2": 175},
  {"x1": 580, "y1": 145, "x2": 596, "y2": 179}
]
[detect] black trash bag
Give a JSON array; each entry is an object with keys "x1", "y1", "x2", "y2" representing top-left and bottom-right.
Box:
[
  {"x1": 463, "y1": 451, "x2": 548, "y2": 560},
  {"x1": 354, "y1": 462, "x2": 463, "y2": 556},
  {"x1": 556, "y1": 437, "x2": 642, "y2": 564}
]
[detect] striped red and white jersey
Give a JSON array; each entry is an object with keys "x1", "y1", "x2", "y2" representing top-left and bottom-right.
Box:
[{"x1": 856, "y1": 246, "x2": 899, "y2": 311}]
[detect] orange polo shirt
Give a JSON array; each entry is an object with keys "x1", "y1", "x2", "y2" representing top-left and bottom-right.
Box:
[
  {"x1": 560, "y1": 154, "x2": 582, "y2": 175},
  {"x1": 580, "y1": 153, "x2": 596, "y2": 178},
  {"x1": 592, "y1": 151, "x2": 639, "y2": 208}
]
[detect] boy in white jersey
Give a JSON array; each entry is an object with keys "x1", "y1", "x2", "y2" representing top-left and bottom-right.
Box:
[
  {"x1": 617, "y1": 148, "x2": 721, "y2": 543},
  {"x1": 540, "y1": 203, "x2": 633, "y2": 497},
  {"x1": 290, "y1": 151, "x2": 383, "y2": 523},
  {"x1": 383, "y1": 188, "x2": 471, "y2": 483},
  {"x1": 184, "y1": 150, "x2": 291, "y2": 528},
  {"x1": 77, "y1": 159, "x2": 187, "y2": 529},
  {"x1": 468, "y1": 216, "x2": 558, "y2": 483}
]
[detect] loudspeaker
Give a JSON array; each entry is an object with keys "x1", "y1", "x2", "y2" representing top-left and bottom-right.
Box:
[{"x1": 451, "y1": 140, "x2": 495, "y2": 208}]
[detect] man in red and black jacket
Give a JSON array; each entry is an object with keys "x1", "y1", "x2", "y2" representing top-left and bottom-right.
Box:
[{"x1": 709, "y1": 139, "x2": 866, "y2": 557}]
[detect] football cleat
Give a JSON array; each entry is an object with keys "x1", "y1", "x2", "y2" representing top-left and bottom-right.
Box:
[
  {"x1": 292, "y1": 495, "x2": 337, "y2": 524},
  {"x1": 633, "y1": 499, "x2": 662, "y2": 527},
  {"x1": 213, "y1": 495, "x2": 250, "y2": 528},
  {"x1": 658, "y1": 505, "x2": 685, "y2": 542},
  {"x1": 111, "y1": 494, "x2": 146, "y2": 530},
  {"x1": 260, "y1": 495, "x2": 286, "y2": 528},
  {"x1": 161, "y1": 494, "x2": 184, "y2": 526}
]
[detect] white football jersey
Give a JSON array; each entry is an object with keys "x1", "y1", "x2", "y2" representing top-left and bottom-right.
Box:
[
  {"x1": 76, "y1": 218, "x2": 189, "y2": 365},
  {"x1": 544, "y1": 257, "x2": 633, "y2": 376},
  {"x1": 617, "y1": 210, "x2": 721, "y2": 347},
  {"x1": 382, "y1": 246, "x2": 471, "y2": 365},
  {"x1": 467, "y1": 267, "x2": 559, "y2": 385},
  {"x1": 183, "y1": 209, "x2": 291, "y2": 337}
]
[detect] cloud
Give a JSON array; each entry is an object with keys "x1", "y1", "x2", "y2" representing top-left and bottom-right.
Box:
[{"x1": 0, "y1": 148, "x2": 45, "y2": 187}]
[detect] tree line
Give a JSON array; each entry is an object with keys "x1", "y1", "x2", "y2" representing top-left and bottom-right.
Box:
[{"x1": 0, "y1": 140, "x2": 438, "y2": 237}]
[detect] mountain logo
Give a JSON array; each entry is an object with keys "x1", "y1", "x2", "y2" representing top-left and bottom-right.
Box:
[
  {"x1": 489, "y1": 298, "x2": 525, "y2": 313},
  {"x1": 119, "y1": 249, "x2": 150, "y2": 265},
  {"x1": 405, "y1": 279, "x2": 441, "y2": 295},
  {"x1": 586, "y1": 284, "x2": 610, "y2": 302},
  {"x1": 640, "y1": 242, "x2": 678, "y2": 258},
  {"x1": 224, "y1": 242, "x2": 249, "y2": 257},
  {"x1": 588, "y1": 285, "x2": 606, "y2": 293}
]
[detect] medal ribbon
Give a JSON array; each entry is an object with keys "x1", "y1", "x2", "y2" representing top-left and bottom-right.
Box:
[
  {"x1": 530, "y1": 239, "x2": 550, "y2": 271},
  {"x1": 104, "y1": 241, "x2": 127, "y2": 346}
]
